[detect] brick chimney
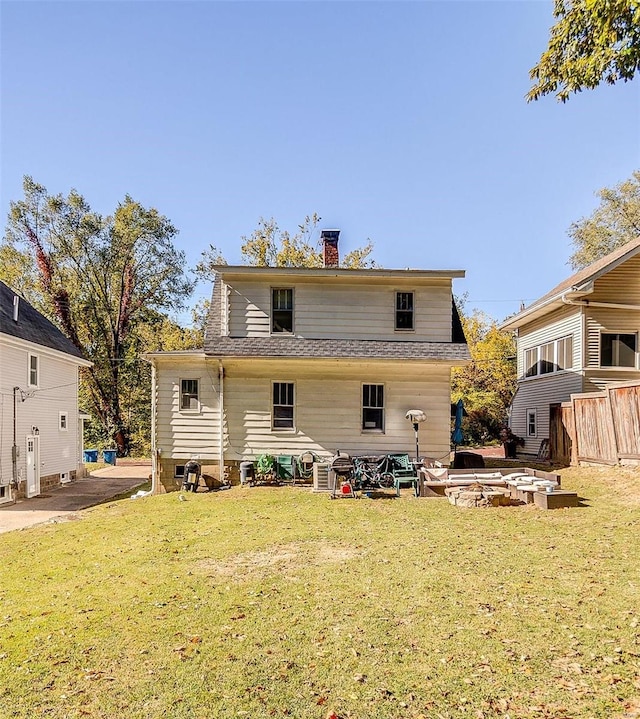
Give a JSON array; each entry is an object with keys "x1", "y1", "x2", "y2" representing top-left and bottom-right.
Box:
[{"x1": 321, "y1": 229, "x2": 340, "y2": 268}]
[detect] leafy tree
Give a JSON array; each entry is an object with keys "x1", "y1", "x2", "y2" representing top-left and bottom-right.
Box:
[
  {"x1": 568, "y1": 170, "x2": 640, "y2": 269},
  {"x1": 451, "y1": 307, "x2": 517, "y2": 444},
  {"x1": 2, "y1": 176, "x2": 196, "y2": 456},
  {"x1": 528, "y1": 0, "x2": 640, "y2": 102},
  {"x1": 196, "y1": 214, "x2": 377, "y2": 273}
]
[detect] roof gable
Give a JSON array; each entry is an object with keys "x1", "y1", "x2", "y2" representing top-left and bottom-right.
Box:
[
  {"x1": 0, "y1": 282, "x2": 85, "y2": 359},
  {"x1": 501, "y1": 236, "x2": 640, "y2": 330}
]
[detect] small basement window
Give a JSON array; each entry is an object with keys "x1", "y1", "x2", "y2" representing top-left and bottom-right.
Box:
[{"x1": 174, "y1": 465, "x2": 186, "y2": 478}]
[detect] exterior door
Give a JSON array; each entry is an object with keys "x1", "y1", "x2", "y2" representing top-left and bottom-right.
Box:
[
  {"x1": 26, "y1": 435, "x2": 40, "y2": 498},
  {"x1": 549, "y1": 404, "x2": 571, "y2": 466}
]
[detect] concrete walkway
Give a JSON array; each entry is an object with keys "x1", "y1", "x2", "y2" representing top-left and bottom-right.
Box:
[{"x1": 0, "y1": 464, "x2": 151, "y2": 534}]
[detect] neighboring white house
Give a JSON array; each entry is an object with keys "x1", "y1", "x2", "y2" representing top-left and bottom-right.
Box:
[
  {"x1": 0, "y1": 282, "x2": 91, "y2": 503},
  {"x1": 500, "y1": 237, "x2": 640, "y2": 462},
  {"x1": 145, "y1": 230, "x2": 469, "y2": 492}
]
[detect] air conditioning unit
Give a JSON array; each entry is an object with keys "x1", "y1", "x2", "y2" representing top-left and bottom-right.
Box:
[{"x1": 312, "y1": 463, "x2": 331, "y2": 493}]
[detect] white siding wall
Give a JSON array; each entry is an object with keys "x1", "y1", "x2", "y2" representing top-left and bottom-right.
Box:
[
  {"x1": 517, "y1": 307, "x2": 582, "y2": 377},
  {"x1": 510, "y1": 371, "x2": 583, "y2": 454},
  {"x1": 222, "y1": 359, "x2": 452, "y2": 463},
  {"x1": 226, "y1": 279, "x2": 453, "y2": 342},
  {"x1": 155, "y1": 357, "x2": 221, "y2": 461},
  {"x1": 0, "y1": 338, "x2": 82, "y2": 493}
]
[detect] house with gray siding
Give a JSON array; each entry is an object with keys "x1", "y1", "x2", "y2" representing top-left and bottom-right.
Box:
[
  {"x1": 0, "y1": 282, "x2": 91, "y2": 503},
  {"x1": 145, "y1": 231, "x2": 469, "y2": 492},
  {"x1": 500, "y1": 237, "x2": 640, "y2": 462}
]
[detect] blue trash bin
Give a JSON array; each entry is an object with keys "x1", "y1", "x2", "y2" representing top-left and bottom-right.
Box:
[
  {"x1": 102, "y1": 449, "x2": 117, "y2": 465},
  {"x1": 83, "y1": 449, "x2": 98, "y2": 463}
]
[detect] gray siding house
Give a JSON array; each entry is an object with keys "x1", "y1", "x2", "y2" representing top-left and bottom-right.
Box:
[
  {"x1": 146, "y1": 231, "x2": 469, "y2": 492},
  {"x1": 0, "y1": 282, "x2": 91, "y2": 502},
  {"x1": 500, "y1": 237, "x2": 640, "y2": 461}
]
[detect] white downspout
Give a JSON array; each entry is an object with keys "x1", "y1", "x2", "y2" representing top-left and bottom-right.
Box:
[{"x1": 218, "y1": 360, "x2": 225, "y2": 483}]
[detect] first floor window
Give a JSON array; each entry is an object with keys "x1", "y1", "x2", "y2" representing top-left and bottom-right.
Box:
[
  {"x1": 273, "y1": 382, "x2": 295, "y2": 429},
  {"x1": 180, "y1": 379, "x2": 200, "y2": 411},
  {"x1": 28, "y1": 354, "x2": 39, "y2": 387},
  {"x1": 526, "y1": 409, "x2": 537, "y2": 438},
  {"x1": 362, "y1": 384, "x2": 384, "y2": 431},
  {"x1": 395, "y1": 291, "x2": 414, "y2": 330},
  {"x1": 272, "y1": 288, "x2": 294, "y2": 333},
  {"x1": 601, "y1": 333, "x2": 637, "y2": 368}
]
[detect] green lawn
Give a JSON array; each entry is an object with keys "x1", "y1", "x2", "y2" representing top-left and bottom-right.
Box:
[{"x1": 1, "y1": 466, "x2": 639, "y2": 719}]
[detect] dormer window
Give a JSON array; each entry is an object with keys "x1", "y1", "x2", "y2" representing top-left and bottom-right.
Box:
[
  {"x1": 395, "y1": 292, "x2": 414, "y2": 330},
  {"x1": 272, "y1": 288, "x2": 293, "y2": 333}
]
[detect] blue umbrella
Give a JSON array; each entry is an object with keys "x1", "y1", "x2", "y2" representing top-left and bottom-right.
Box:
[{"x1": 452, "y1": 399, "x2": 464, "y2": 448}]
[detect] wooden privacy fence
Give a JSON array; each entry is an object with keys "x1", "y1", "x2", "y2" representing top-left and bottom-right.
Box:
[{"x1": 562, "y1": 381, "x2": 640, "y2": 466}]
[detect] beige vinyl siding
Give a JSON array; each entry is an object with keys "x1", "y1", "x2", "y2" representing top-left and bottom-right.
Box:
[
  {"x1": 226, "y1": 279, "x2": 453, "y2": 342},
  {"x1": 155, "y1": 358, "x2": 221, "y2": 460},
  {"x1": 585, "y1": 308, "x2": 640, "y2": 369},
  {"x1": 0, "y1": 338, "x2": 82, "y2": 489},
  {"x1": 510, "y1": 371, "x2": 583, "y2": 454},
  {"x1": 222, "y1": 359, "x2": 452, "y2": 462},
  {"x1": 517, "y1": 307, "x2": 582, "y2": 378},
  {"x1": 589, "y1": 254, "x2": 640, "y2": 304}
]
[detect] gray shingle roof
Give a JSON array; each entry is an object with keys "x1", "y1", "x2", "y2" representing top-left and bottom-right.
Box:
[
  {"x1": 0, "y1": 281, "x2": 85, "y2": 360},
  {"x1": 204, "y1": 336, "x2": 469, "y2": 361}
]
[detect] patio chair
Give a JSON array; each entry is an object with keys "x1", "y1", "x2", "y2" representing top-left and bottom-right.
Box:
[{"x1": 386, "y1": 453, "x2": 418, "y2": 496}]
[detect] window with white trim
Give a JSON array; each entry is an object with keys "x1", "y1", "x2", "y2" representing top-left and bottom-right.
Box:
[
  {"x1": 524, "y1": 335, "x2": 574, "y2": 377},
  {"x1": 59, "y1": 411, "x2": 68, "y2": 431},
  {"x1": 180, "y1": 379, "x2": 200, "y2": 411},
  {"x1": 362, "y1": 384, "x2": 384, "y2": 431},
  {"x1": 272, "y1": 382, "x2": 295, "y2": 430},
  {"x1": 272, "y1": 288, "x2": 294, "y2": 333},
  {"x1": 28, "y1": 354, "x2": 39, "y2": 387},
  {"x1": 395, "y1": 292, "x2": 414, "y2": 330},
  {"x1": 526, "y1": 409, "x2": 537, "y2": 437},
  {"x1": 600, "y1": 333, "x2": 637, "y2": 368}
]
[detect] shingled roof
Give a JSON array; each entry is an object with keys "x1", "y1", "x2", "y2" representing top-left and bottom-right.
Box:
[
  {"x1": 0, "y1": 281, "x2": 85, "y2": 360},
  {"x1": 501, "y1": 236, "x2": 640, "y2": 331}
]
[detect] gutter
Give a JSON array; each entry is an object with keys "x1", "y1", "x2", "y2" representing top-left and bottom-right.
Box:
[{"x1": 562, "y1": 281, "x2": 640, "y2": 311}]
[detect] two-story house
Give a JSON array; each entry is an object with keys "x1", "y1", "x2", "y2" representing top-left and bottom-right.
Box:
[
  {"x1": 0, "y1": 281, "x2": 92, "y2": 503},
  {"x1": 145, "y1": 231, "x2": 469, "y2": 492},
  {"x1": 500, "y1": 237, "x2": 640, "y2": 462}
]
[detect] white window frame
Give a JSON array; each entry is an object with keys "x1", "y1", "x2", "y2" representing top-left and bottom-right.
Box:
[
  {"x1": 600, "y1": 332, "x2": 637, "y2": 368},
  {"x1": 362, "y1": 383, "x2": 385, "y2": 432},
  {"x1": 59, "y1": 411, "x2": 68, "y2": 432},
  {"x1": 271, "y1": 288, "x2": 294, "y2": 334},
  {"x1": 526, "y1": 408, "x2": 537, "y2": 438},
  {"x1": 272, "y1": 381, "x2": 295, "y2": 431},
  {"x1": 523, "y1": 335, "x2": 574, "y2": 378},
  {"x1": 28, "y1": 353, "x2": 39, "y2": 388},
  {"x1": 395, "y1": 291, "x2": 415, "y2": 331},
  {"x1": 179, "y1": 378, "x2": 200, "y2": 412}
]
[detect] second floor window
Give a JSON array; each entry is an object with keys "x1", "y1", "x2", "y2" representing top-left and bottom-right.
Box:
[
  {"x1": 272, "y1": 288, "x2": 293, "y2": 333},
  {"x1": 28, "y1": 354, "x2": 39, "y2": 387},
  {"x1": 180, "y1": 379, "x2": 200, "y2": 411},
  {"x1": 524, "y1": 335, "x2": 573, "y2": 377},
  {"x1": 395, "y1": 292, "x2": 414, "y2": 330},
  {"x1": 601, "y1": 333, "x2": 637, "y2": 368},
  {"x1": 273, "y1": 382, "x2": 295, "y2": 429},
  {"x1": 362, "y1": 384, "x2": 384, "y2": 431}
]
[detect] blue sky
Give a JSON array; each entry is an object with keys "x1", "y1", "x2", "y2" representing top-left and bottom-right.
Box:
[{"x1": 2, "y1": 1, "x2": 638, "y2": 326}]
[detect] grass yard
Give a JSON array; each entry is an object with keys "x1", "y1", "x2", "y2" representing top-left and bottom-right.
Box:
[{"x1": 1, "y1": 466, "x2": 639, "y2": 719}]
